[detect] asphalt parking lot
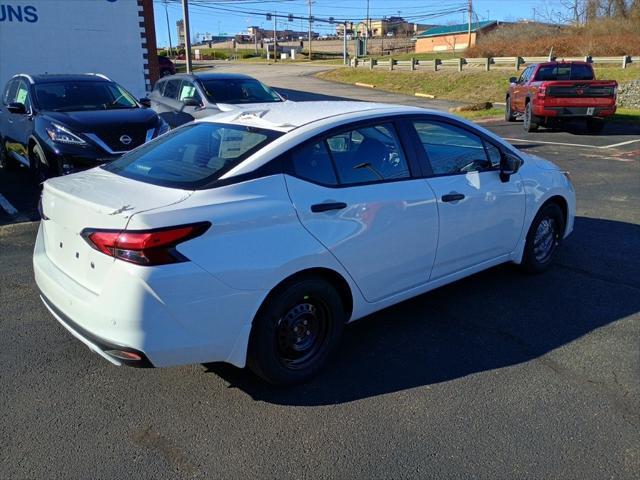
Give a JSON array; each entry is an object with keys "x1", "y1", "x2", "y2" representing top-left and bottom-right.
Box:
[{"x1": 1, "y1": 64, "x2": 639, "y2": 479}]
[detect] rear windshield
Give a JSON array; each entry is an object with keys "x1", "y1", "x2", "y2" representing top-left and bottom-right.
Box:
[
  {"x1": 102, "y1": 123, "x2": 282, "y2": 189},
  {"x1": 199, "y1": 78, "x2": 282, "y2": 104},
  {"x1": 35, "y1": 81, "x2": 138, "y2": 111},
  {"x1": 534, "y1": 63, "x2": 594, "y2": 81}
]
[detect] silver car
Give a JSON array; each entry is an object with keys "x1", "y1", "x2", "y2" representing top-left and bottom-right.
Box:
[{"x1": 148, "y1": 72, "x2": 285, "y2": 128}]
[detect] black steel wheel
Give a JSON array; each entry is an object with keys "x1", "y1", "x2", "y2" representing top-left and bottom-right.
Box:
[{"x1": 248, "y1": 277, "x2": 345, "y2": 385}]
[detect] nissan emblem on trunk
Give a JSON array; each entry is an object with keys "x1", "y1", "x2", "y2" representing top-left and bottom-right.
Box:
[{"x1": 119, "y1": 135, "x2": 132, "y2": 145}]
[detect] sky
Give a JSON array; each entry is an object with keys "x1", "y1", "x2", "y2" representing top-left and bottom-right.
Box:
[{"x1": 153, "y1": 0, "x2": 571, "y2": 47}]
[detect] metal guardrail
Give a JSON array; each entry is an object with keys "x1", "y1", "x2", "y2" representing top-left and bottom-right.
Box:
[{"x1": 351, "y1": 54, "x2": 636, "y2": 71}]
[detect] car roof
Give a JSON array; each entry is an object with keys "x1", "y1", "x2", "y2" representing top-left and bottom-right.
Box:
[
  {"x1": 164, "y1": 72, "x2": 255, "y2": 81},
  {"x1": 20, "y1": 73, "x2": 111, "y2": 84},
  {"x1": 198, "y1": 101, "x2": 426, "y2": 132}
]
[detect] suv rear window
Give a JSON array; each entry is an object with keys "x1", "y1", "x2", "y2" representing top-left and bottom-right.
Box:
[
  {"x1": 103, "y1": 123, "x2": 282, "y2": 189},
  {"x1": 535, "y1": 63, "x2": 594, "y2": 81}
]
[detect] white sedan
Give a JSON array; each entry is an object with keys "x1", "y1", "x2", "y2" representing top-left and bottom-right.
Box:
[{"x1": 34, "y1": 101, "x2": 575, "y2": 385}]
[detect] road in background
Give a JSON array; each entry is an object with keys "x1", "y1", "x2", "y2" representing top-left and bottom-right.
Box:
[{"x1": 1, "y1": 63, "x2": 639, "y2": 479}]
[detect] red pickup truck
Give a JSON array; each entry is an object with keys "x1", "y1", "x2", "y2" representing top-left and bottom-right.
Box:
[{"x1": 505, "y1": 61, "x2": 617, "y2": 133}]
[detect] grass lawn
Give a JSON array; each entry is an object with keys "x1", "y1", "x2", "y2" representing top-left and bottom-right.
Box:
[
  {"x1": 611, "y1": 107, "x2": 640, "y2": 123},
  {"x1": 317, "y1": 65, "x2": 640, "y2": 104}
]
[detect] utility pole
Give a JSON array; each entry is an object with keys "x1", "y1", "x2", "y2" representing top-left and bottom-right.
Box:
[
  {"x1": 343, "y1": 21, "x2": 348, "y2": 64},
  {"x1": 163, "y1": 0, "x2": 174, "y2": 57},
  {"x1": 366, "y1": 0, "x2": 370, "y2": 55},
  {"x1": 273, "y1": 11, "x2": 277, "y2": 62},
  {"x1": 467, "y1": 0, "x2": 472, "y2": 50},
  {"x1": 308, "y1": 0, "x2": 313, "y2": 61},
  {"x1": 181, "y1": 0, "x2": 192, "y2": 73}
]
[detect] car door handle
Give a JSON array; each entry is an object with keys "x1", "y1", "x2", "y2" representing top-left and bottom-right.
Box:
[
  {"x1": 441, "y1": 193, "x2": 465, "y2": 203},
  {"x1": 311, "y1": 202, "x2": 347, "y2": 213}
]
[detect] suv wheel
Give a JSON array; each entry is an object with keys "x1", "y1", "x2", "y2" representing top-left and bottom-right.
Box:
[
  {"x1": 248, "y1": 277, "x2": 345, "y2": 385},
  {"x1": 32, "y1": 143, "x2": 60, "y2": 183},
  {"x1": 505, "y1": 97, "x2": 516, "y2": 122},
  {"x1": 0, "y1": 140, "x2": 17, "y2": 170},
  {"x1": 523, "y1": 102, "x2": 539, "y2": 132}
]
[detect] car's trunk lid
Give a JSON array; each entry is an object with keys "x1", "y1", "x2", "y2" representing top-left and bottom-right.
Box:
[{"x1": 40, "y1": 167, "x2": 192, "y2": 294}]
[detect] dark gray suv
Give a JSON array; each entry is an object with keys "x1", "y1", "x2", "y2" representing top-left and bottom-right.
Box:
[{"x1": 149, "y1": 73, "x2": 285, "y2": 128}]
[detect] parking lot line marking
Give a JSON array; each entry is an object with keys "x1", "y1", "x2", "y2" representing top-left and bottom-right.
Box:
[
  {"x1": 0, "y1": 193, "x2": 19, "y2": 215},
  {"x1": 504, "y1": 137, "x2": 640, "y2": 150},
  {"x1": 605, "y1": 139, "x2": 640, "y2": 148},
  {"x1": 504, "y1": 138, "x2": 601, "y2": 149}
]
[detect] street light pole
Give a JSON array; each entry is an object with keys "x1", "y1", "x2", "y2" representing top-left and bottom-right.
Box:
[
  {"x1": 182, "y1": 0, "x2": 192, "y2": 73},
  {"x1": 163, "y1": 0, "x2": 173, "y2": 57}
]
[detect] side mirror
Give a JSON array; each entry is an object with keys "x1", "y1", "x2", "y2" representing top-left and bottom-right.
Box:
[
  {"x1": 182, "y1": 96, "x2": 202, "y2": 107},
  {"x1": 509, "y1": 76, "x2": 518, "y2": 85},
  {"x1": 500, "y1": 152, "x2": 523, "y2": 182},
  {"x1": 139, "y1": 97, "x2": 151, "y2": 108},
  {"x1": 7, "y1": 102, "x2": 27, "y2": 114}
]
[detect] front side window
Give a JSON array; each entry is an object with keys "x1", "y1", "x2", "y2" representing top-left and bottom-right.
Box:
[
  {"x1": 34, "y1": 81, "x2": 137, "y2": 112},
  {"x1": 324, "y1": 124, "x2": 410, "y2": 185},
  {"x1": 178, "y1": 81, "x2": 201, "y2": 103},
  {"x1": 199, "y1": 78, "x2": 281, "y2": 104},
  {"x1": 15, "y1": 80, "x2": 31, "y2": 111},
  {"x1": 103, "y1": 123, "x2": 282, "y2": 188},
  {"x1": 412, "y1": 121, "x2": 494, "y2": 175}
]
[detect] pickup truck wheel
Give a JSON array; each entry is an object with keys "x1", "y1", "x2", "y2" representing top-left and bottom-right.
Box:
[
  {"x1": 505, "y1": 97, "x2": 516, "y2": 122},
  {"x1": 523, "y1": 102, "x2": 539, "y2": 132},
  {"x1": 586, "y1": 117, "x2": 605, "y2": 134}
]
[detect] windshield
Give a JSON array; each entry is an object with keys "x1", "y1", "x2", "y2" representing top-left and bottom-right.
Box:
[
  {"x1": 199, "y1": 78, "x2": 282, "y2": 104},
  {"x1": 102, "y1": 122, "x2": 282, "y2": 189},
  {"x1": 534, "y1": 63, "x2": 594, "y2": 81},
  {"x1": 35, "y1": 81, "x2": 138, "y2": 111}
]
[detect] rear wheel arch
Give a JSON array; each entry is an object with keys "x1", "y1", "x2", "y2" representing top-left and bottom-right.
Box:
[{"x1": 255, "y1": 268, "x2": 354, "y2": 325}]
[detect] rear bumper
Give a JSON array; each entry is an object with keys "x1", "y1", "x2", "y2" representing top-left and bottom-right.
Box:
[
  {"x1": 33, "y1": 223, "x2": 266, "y2": 368},
  {"x1": 39, "y1": 292, "x2": 153, "y2": 367},
  {"x1": 533, "y1": 105, "x2": 616, "y2": 118}
]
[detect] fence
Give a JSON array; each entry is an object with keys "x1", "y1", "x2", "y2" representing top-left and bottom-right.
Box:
[{"x1": 349, "y1": 55, "x2": 638, "y2": 72}]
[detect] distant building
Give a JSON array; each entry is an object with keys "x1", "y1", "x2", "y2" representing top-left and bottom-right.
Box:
[
  {"x1": 247, "y1": 26, "x2": 317, "y2": 41},
  {"x1": 414, "y1": 20, "x2": 498, "y2": 52},
  {"x1": 337, "y1": 17, "x2": 427, "y2": 38},
  {"x1": 176, "y1": 19, "x2": 185, "y2": 46}
]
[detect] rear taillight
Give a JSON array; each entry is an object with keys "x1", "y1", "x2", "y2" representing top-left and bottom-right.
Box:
[
  {"x1": 537, "y1": 86, "x2": 547, "y2": 99},
  {"x1": 81, "y1": 222, "x2": 210, "y2": 266}
]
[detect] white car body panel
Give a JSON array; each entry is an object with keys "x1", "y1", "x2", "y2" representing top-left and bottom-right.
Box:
[{"x1": 33, "y1": 101, "x2": 576, "y2": 370}]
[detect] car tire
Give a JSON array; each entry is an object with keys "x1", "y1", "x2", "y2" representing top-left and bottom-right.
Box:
[
  {"x1": 0, "y1": 140, "x2": 17, "y2": 170},
  {"x1": 505, "y1": 97, "x2": 516, "y2": 122},
  {"x1": 520, "y1": 202, "x2": 565, "y2": 274},
  {"x1": 32, "y1": 143, "x2": 60, "y2": 183},
  {"x1": 523, "y1": 102, "x2": 539, "y2": 132},
  {"x1": 586, "y1": 117, "x2": 605, "y2": 134},
  {"x1": 248, "y1": 277, "x2": 345, "y2": 385}
]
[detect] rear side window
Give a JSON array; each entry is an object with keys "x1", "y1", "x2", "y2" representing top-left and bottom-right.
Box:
[
  {"x1": 291, "y1": 141, "x2": 338, "y2": 186},
  {"x1": 103, "y1": 123, "x2": 282, "y2": 188},
  {"x1": 162, "y1": 79, "x2": 181, "y2": 99},
  {"x1": 2, "y1": 79, "x2": 19, "y2": 105},
  {"x1": 153, "y1": 80, "x2": 165, "y2": 95}
]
